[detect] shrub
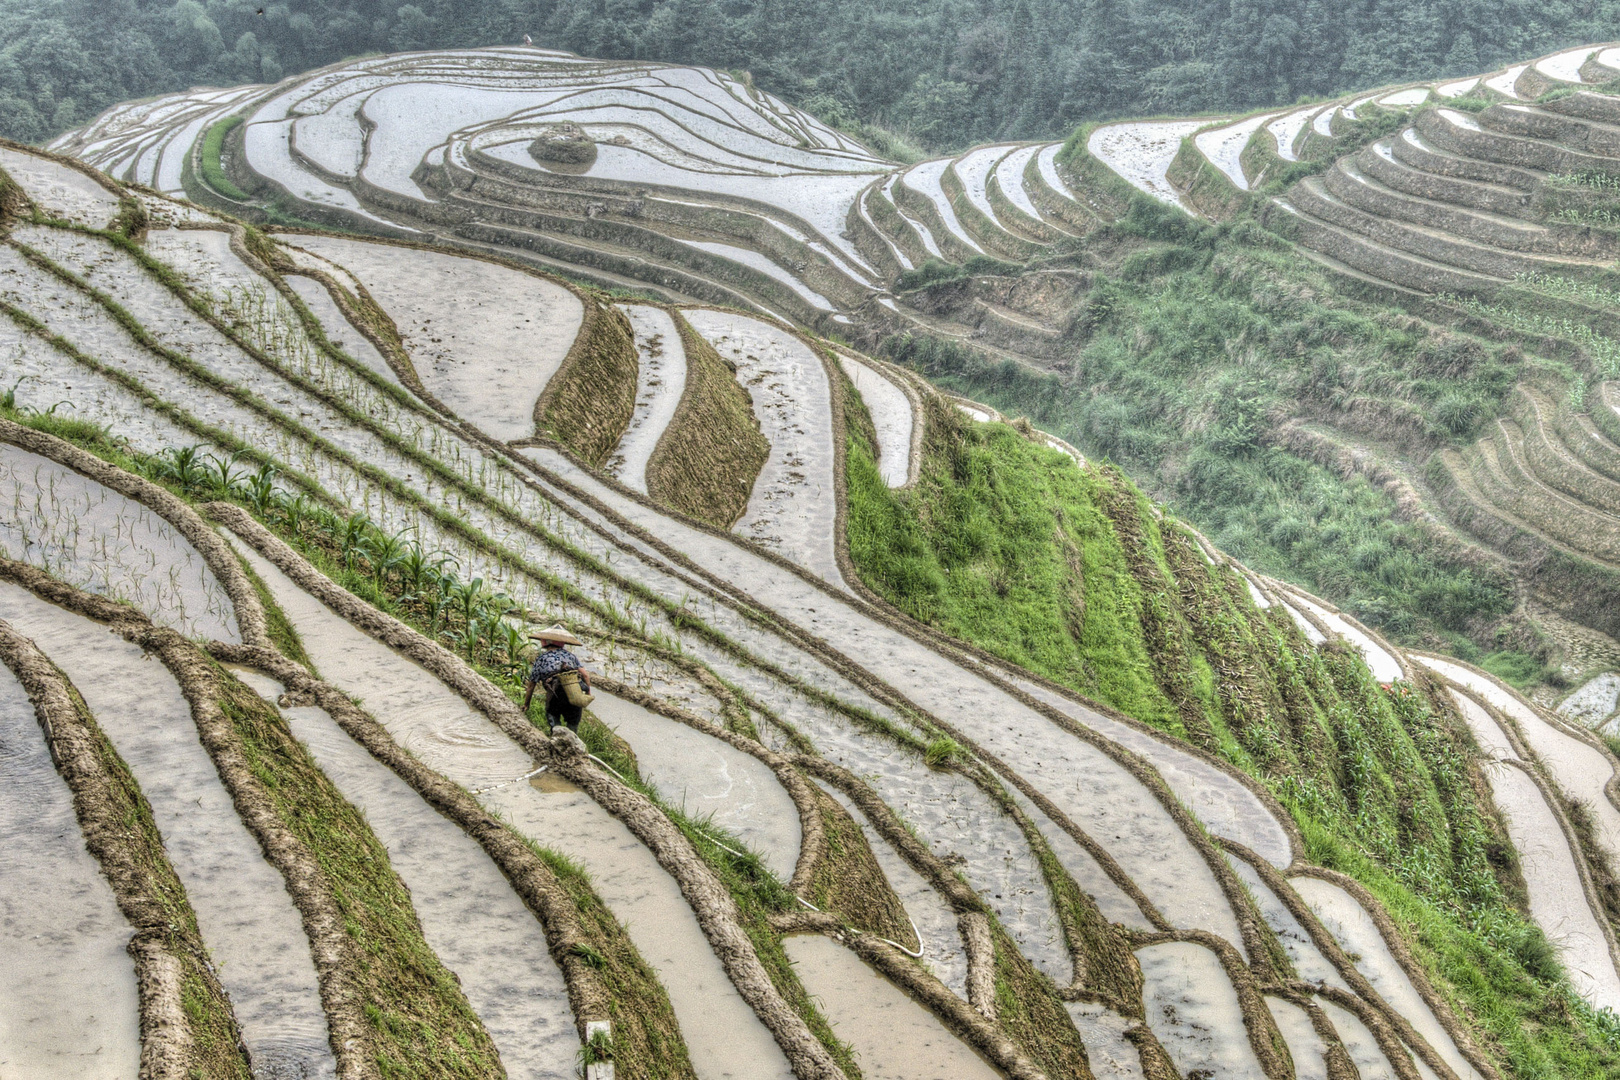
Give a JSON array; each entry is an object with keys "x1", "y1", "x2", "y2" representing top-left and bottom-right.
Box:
[
  {"x1": 924, "y1": 737, "x2": 964, "y2": 769},
  {"x1": 528, "y1": 121, "x2": 596, "y2": 167},
  {"x1": 1118, "y1": 193, "x2": 1212, "y2": 245},
  {"x1": 1434, "y1": 391, "x2": 1481, "y2": 435},
  {"x1": 895, "y1": 258, "x2": 963, "y2": 291}
]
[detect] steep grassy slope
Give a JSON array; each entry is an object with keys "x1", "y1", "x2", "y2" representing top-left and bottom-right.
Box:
[
  {"x1": 845, "y1": 396, "x2": 1620, "y2": 1077},
  {"x1": 886, "y1": 229, "x2": 1513, "y2": 615}
]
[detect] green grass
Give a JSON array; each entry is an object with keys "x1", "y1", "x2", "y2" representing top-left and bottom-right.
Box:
[
  {"x1": 882, "y1": 227, "x2": 1524, "y2": 652},
  {"x1": 843, "y1": 391, "x2": 1620, "y2": 1075},
  {"x1": 217, "y1": 674, "x2": 501, "y2": 1077},
  {"x1": 199, "y1": 116, "x2": 250, "y2": 201},
  {"x1": 846, "y1": 403, "x2": 1179, "y2": 727}
]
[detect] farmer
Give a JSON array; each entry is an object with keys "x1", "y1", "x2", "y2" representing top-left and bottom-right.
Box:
[{"x1": 522, "y1": 625, "x2": 594, "y2": 734}]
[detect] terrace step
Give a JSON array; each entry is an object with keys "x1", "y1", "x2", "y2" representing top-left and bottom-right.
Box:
[
  {"x1": 1326, "y1": 158, "x2": 1611, "y2": 257},
  {"x1": 439, "y1": 232, "x2": 693, "y2": 303},
  {"x1": 1479, "y1": 421, "x2": 1620, "y2": 565},
  {"x1": 1389, "y1": 125, "x2": 1543, "y2": 193},
  {"x1": 445, "y1": 185, "x2": 873, "y2": 308},
  {"x1": 1485, "y1": 102, "x2": 1620, "y2": 158},
  {"x1": 1543, "y1": 90, "x2": 1620, "y2": 127},
  {"x1": 1514, "y1": 386, "x2": 1620, "y2": 511},
  {"x1": 1292, "y1": 175, "x2": 1610, "y2": 280},
  {"x1": 1419, "y1": 107, "x2": 1620, "y2": 178},
  {"x1": 1272, "y1": 196, "x2": 1506, "y2": 294},
  {"x1": 1290, "y1": 244, "x2": 1429, "y2": 298},
  {"x1": 451, "y1": 219, "x2": 779, "y2": 317},
  {"x1": 861, "y1": 184, "x2": 938, "y2": 269},
  {"x1": 1360, "y1": 138, "x2": 1532, "y2": 216},
  {"x1": 1554, "y1": 387, "x2": 1620, "y2": 485}
]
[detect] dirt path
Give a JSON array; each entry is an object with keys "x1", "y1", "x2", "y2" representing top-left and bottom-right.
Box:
[
  {"x1": 0, "y1": 659, "x2": 142, "y2": 1080},
  {"x1": 0, "y1": 582, "x2": 335, "y2": 1079}
]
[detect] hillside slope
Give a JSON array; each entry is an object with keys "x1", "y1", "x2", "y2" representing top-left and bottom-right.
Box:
[
  {"x1": 5, "y1": 133, "x2": 1620, "y2": 1079},
  {"x1": 42, "y1": 46, "x2": 1620, "y2": 727}
]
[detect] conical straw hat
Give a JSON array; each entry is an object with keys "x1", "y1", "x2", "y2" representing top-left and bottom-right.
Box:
[{"x1": 528, "y1": 624, "x2": 584, "y2": 645}]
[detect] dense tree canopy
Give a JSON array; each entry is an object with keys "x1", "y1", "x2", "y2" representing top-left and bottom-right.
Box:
[{"x1": 2, "y1": 0, "x2": 1615, "y2": 150}]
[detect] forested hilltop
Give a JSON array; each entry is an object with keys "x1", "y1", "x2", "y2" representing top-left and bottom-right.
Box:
[{"x1": 4, "y1": 0, "x2": 1619, "y2": 149}]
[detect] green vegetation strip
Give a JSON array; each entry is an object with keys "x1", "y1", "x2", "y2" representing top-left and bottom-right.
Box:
[
  {"x1": 646, "y1": 309, "x2": 771, "y2": 528},
  {"x1": 200, "y1": 116, "x2": 250, "y2": 202},
  {"x1": 213, "y1": 671, "x2": 502, "y2": 1078},
  {"x1": 536, "y1": 301, "x2": 640, "y2": 466}
]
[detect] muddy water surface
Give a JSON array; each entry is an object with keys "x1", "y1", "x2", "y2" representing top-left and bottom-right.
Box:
[
  {"x1": 592, "y1": 692, "x2": 800, "y2": 881},
  {"x1": 818, "y1": 782, "x2": 968, "y2": 996},
  {"x1": 0, "y1": 659, "x2": 141, "y2": 1079},
  {"x1": 1064, "y1": 1002, "x2": 1146, "y2": 1080},
  {"x1": 290, "y1": 234, "x2": 583, "y2": 441},
  {"x1": 1011, "y1": 674, "x2": 1292, "y2": 868},
  {"x1": 1482, "y1": 760, "x2": 1620, "y2": 1010},
  {"x1": 1316, "y1": 998, "x2": 1400, "y2": 1080},
  {"x1": 0, "y1": 584, "x2": 334, "y2": 1080},
  {"x1": 684, "y1": 309, "x2": 842, "y2": 587},
  {"x1": 1290, "y1": 876, "x2": 1482, "y2": 1080},
  {"x1": 0, "y1": 444, "x2": 239, "y2": 642},
  {"x1": 269, "y1": 687, "x2": 581, "y2": 1079},
  {"x1": 782, "y1": 934, "x2": 1000, "y2": 1080},
  {"x1": 1137, "y1": 940, "x2": 1267, "y2": 1080},
  {"x1": 520, "y1": 444, "x2": 1251, "y2": 954},
  {"x1": 1265, "y1": 997, "x2": 1327, "y2": 1080},
  {"x1": 235, "y1": 544, "x2": 795, "y2": 1080},
  {"x1": 610, "y1": 304, "x2": 687, "y2": 493},
  {"x1": 1223, "y1": 856, "x2": 1349, "y2": 990},
  {"x1": 285, "y1": 275, "x2": 405, "y2": 389}
]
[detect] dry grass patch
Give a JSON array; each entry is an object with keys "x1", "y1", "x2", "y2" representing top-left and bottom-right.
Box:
[
  {"x1": 645, "y1": 310, "x2": 769, "y2": 527},
  {"x1": 536, "y1": 300, "x2": 639, "y2": 465}
]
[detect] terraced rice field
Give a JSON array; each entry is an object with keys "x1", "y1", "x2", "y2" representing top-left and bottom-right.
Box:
[
  {"x1": 18, "y1": 47, "x2": 1620, "y2": 1075},
  {"x1": 1272, "y1": 41, "x2": 1620, "y2": 301}
]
